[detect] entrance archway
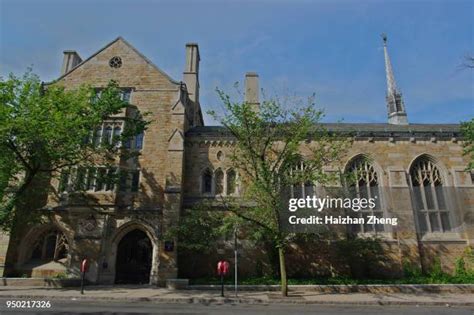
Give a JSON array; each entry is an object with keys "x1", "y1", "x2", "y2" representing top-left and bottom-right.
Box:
[{"x1": 115, "y1": 229, "x2": 152, "y2": 284}]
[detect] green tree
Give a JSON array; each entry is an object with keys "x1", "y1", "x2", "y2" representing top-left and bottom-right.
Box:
[
  {"x1": 0, "y1": 71, "x2": 148, "y2": 230},
  {"x1": 202, "y1": 90, "x2": 349, "y2": 296},
  {"x1": 463, "y1": 55, "x2": 474, "y2": 69},
  {"x1": 461, "y1": 118, "x2": 474, "y2": 170}
]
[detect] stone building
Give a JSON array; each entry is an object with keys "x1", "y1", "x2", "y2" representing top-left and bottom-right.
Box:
[{"x1": 0, "y1": 36, "x2": 472, "y2": 284}]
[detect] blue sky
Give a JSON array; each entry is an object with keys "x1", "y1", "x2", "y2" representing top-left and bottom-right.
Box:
[{"x1": 1, "y1": 0, "x2": 473, "y2": 124}]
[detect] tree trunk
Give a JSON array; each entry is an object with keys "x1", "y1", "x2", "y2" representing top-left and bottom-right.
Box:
[
  {"x1": 263, "y1": 238, "x2": 279, "y2": 277},
  {"x1": 278, "y1": 247, "x2": 288, "y2": 297},
  {"x1": 0, "y1": 171, "x2": 36, "y2": 229}
]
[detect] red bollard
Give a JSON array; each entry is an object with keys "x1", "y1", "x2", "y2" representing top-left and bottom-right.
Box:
[
  {"x1": 80, "y1": 258, "x2": 89, "y2": 295},
  {"x1": 217, "y1": 260, "x2": 230, "y2": 297}
]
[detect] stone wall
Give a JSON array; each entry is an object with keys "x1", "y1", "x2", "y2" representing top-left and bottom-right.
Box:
[
  {"x1": 0, "y1": 231, "x2": 10, "y2": 276},
  {"x1": 182, "y1": 134, "x2": 474, "y2": 277}
]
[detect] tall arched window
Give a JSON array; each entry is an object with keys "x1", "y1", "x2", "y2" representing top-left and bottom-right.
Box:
[
  {"x1": 215, "y1": 169, "x2": 224, "y2": 195},
  {"x1": 202, "y1": 169, "x2": 213, "y2": 195},
  {"x1": 226, "y1": 169, "x2": 237, "y2": 195},
  {"x1": 346, "y1": 156, "x2": 383, "y2": 233},
  {"x1": 410, "y1": 156, "x2": 449, "y2": 233}
]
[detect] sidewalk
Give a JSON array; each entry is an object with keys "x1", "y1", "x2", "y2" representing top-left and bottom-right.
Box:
[{"x1": 0, "y1": 285, "x2": 472, "y2": 306}]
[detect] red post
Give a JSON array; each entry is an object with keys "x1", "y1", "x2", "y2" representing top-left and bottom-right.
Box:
[
  {"x1": 80, "y1": 258, "x2": 89, "y2": 295},
  {"x1": 217, "y1": 260, "x2": 230, "y2": 297}
]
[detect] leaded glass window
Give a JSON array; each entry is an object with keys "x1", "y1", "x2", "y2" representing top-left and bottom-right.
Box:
[
  {"x1": 346, "y1": 156, "x2": 383, "y2": 233},
  {"x1": 410, "y1": 157, "x2": 450, "y2": 233}
]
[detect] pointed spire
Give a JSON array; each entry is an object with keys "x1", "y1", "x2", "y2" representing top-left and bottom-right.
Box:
[{"x1": 382, "y1": 34, "x2": 408, "y2": 125}]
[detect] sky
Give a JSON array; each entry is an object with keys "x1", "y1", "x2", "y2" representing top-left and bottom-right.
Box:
[{"x1": 1, "y1": 0, "x2": 473, "y2": 125}]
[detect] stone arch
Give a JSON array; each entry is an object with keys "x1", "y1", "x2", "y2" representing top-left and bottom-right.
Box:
[
  {"x1": 15, "y1": 223, "x2": 72, "y2": 277},
  {"x1": 17, "y1": 223, "x2": 72, "y2": 267},
  {"x1": 108, "y1": 221, "x2": 159, "y2": 285}
]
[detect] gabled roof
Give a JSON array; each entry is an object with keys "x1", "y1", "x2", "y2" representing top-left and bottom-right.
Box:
[{"x1": 46, "y1": 36, "x2": 180, "y2": 85}]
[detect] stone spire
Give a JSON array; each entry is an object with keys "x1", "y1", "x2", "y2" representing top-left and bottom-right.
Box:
[{"x1": 382, "y1": 34, "x2": 408, "y2": 125}]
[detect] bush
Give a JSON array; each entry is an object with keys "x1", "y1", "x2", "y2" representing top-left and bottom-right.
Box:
[
  {"x1": 334, "y1": 236, "x2": 387, "y2": 279},
  {"x1": 402, "y1": 259, "x2": 422, "y2": 278},
  {"x1": 429, "y1": 257, "x2": 444, "y2": 278},
  {"x1": 189, "y1": 274, "x2": 474, "y2": 285},
  {"x1": 455, "y1": 257, "x2": 467, "y2": 276}
]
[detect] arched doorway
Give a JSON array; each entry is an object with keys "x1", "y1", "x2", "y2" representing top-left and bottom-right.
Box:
[{"x1": 115, "y1": 229, "x2": 152, "y2": 284}]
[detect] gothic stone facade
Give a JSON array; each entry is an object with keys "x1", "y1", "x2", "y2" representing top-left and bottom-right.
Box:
[{"x1": 0, "y1": 37, "x2": 473, "y2": 284}]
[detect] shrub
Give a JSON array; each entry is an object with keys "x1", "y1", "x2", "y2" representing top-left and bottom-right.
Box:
[
  {"x1": 455, "y1": 257, "x2": 467, "y2": 276},
  {"x1": 402, "y1": 259, "x2": 422, "y2": 278}
]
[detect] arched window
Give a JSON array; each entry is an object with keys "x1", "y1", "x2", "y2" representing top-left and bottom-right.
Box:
[
  {"x1": 215, "y1": 169, "x2": 224, "y2": 195},
  {"x1": 202, "y1": 169, "x2": 213, "y2": 195},
  {"x1": 30, "y1": 229, "x2": 68, "y2": 262},
  {"x1": 226, "y1": 169, "x2": 237, "y2": 195},
  {"x1": 410, "y1": 157, "x2": 449, "y2": 233},
  {"x1": 346, "y1": 156, "x2": 383, "y2": 233}
]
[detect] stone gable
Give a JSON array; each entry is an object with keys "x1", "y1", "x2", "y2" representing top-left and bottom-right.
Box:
[{"x1": 56, "y1": 37, "x2": 179, "y2": 91}]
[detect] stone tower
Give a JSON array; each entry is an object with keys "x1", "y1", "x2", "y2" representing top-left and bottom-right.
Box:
[{"x1": 383, "y1": 34, "x2": 408, "y2": 125}]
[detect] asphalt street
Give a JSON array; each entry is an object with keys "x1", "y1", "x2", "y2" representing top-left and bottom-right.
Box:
[{"x1": 0, "y1": 299, "x2": 473, "y2": 315}]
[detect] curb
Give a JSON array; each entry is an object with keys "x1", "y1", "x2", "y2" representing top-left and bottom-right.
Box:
[
  {"x1": 0, "y1": 294, "x2": 473, "y2": 307},
  {"x1": 188, "y1": 284, "x2": 474, "y2": 294}
]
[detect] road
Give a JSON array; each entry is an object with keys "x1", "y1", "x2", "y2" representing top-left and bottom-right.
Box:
[{"x1": 0, "y1": 299, "x2": 473, "y2": 315}]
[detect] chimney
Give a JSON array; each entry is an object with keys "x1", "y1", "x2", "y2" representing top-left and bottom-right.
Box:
[
  {"x1": 61, "y1": 50, "x2": 82, "y2": 76},
  {"x1": 244, "y1": 72, "x2": 259, "y2": 111},
  {"x1": 183, "y1": 43, "x2": 200, "y2": 103}
]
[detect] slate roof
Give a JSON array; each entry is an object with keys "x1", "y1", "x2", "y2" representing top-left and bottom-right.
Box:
[{"x1": 186, "y1": 123, "x2": 462, "y2": 139}]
